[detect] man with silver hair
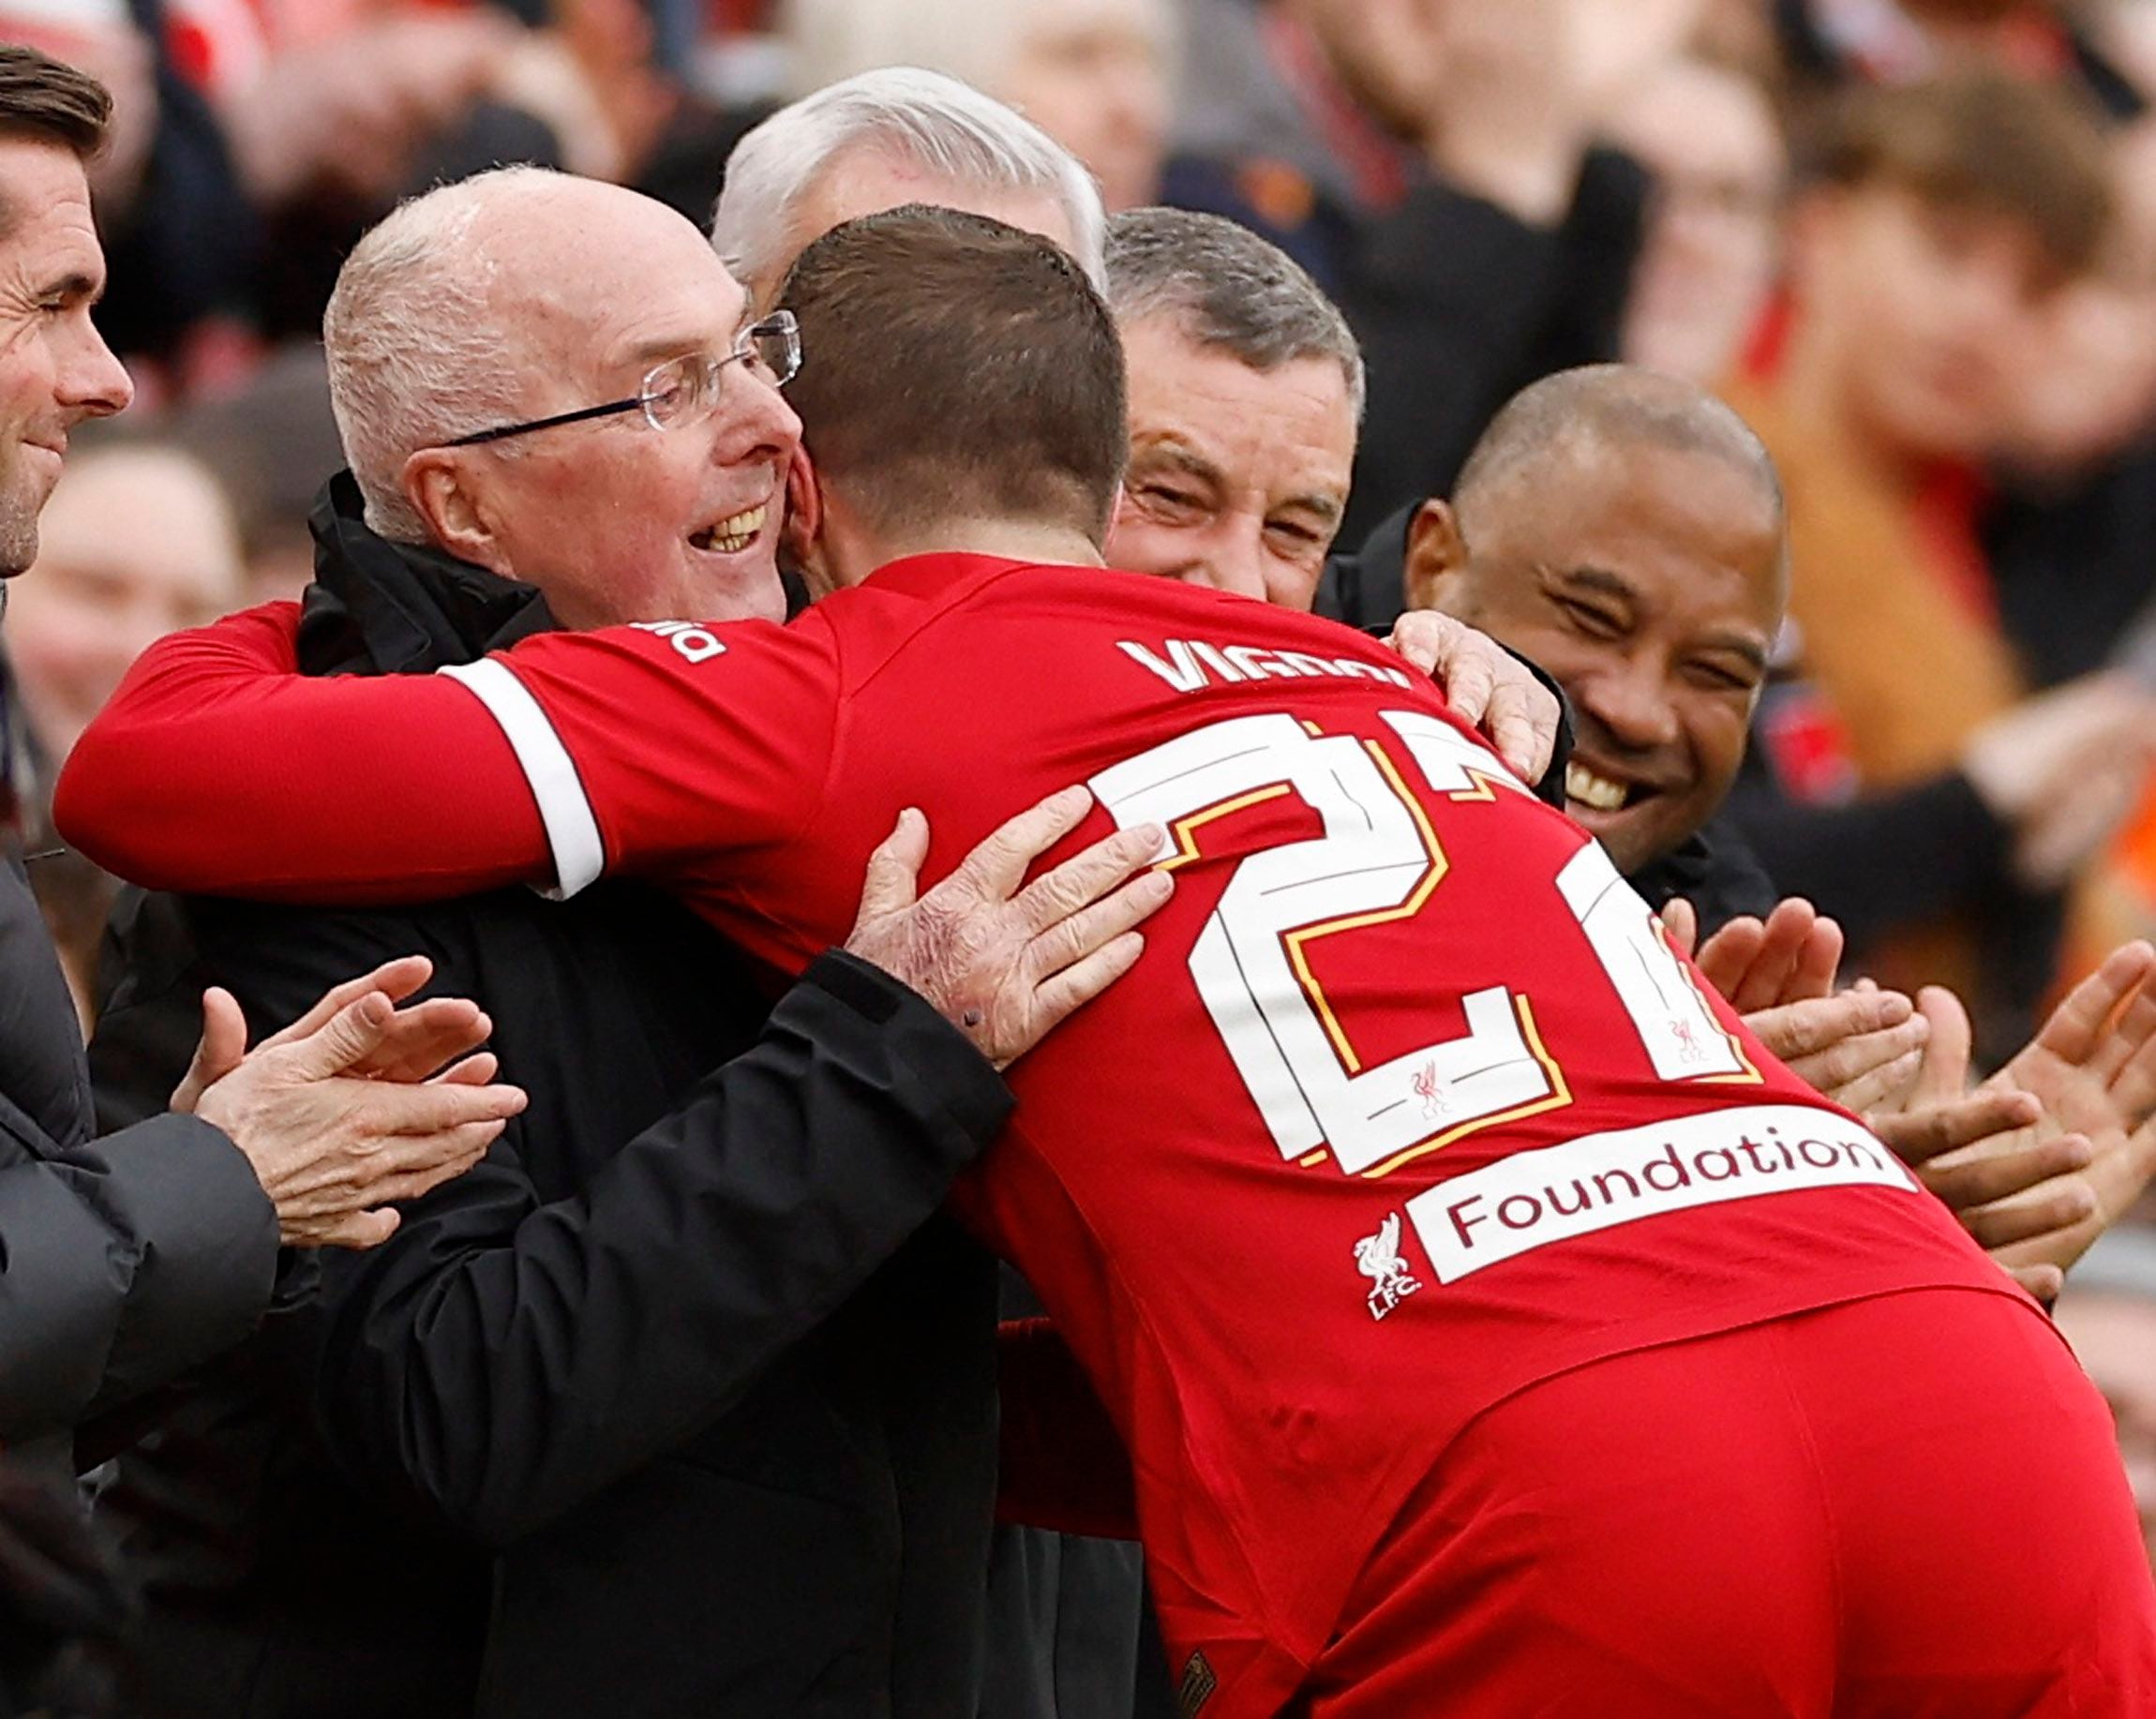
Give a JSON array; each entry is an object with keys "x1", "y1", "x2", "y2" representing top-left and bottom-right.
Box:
[{"x1": 712, "y1": 66, "x2": 1107, "y2": 306}]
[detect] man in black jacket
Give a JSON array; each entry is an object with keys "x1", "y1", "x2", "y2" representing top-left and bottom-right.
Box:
[
  {"x1": 0, "y1": 47, "x2": 546, "y2": 1715},
  {"x1": 90, "y1": 166, "x2": 1171, "y2": 1719},
  {"x1": 0, "y1": 47, "x2": 531, "y2": 1446}
]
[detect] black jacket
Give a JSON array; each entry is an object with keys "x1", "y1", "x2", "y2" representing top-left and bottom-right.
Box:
[
  {"x1": 88, "y1": 477, "x2": 1015, "y2": 1718},
  {"x1": 0, "y1": 846, "x2": 275, "y2": 1453}
]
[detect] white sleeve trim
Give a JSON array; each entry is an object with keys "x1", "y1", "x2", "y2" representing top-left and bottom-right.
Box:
[{"x1": 437, "y1": 658, "x2": 606, "y2": 900}]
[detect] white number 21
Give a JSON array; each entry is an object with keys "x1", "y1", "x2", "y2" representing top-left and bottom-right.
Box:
[{"x1": 1088, "y1": 712, "x2": 1748, "y2": 1178}]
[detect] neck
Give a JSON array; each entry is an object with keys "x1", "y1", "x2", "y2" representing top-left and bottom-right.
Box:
[{"x1": 836, "y1": 516, "x2": 1106, "y2": 586}]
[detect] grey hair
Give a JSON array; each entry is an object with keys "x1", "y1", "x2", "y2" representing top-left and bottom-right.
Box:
[
  {"x1": 711, "y1": 67, "x2": 1106, "y2": 303},
  {"x1": 1103, "y1": 206, "x2": 1365, "y2": 420},
  {"x1": 322, "y1": 166, "x2": 555, "y2": 541}
]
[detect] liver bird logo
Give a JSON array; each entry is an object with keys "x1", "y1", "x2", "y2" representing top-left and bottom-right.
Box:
[{"x1": 1355, "y1": 1213, "x2": 1422, "y2": 1320}]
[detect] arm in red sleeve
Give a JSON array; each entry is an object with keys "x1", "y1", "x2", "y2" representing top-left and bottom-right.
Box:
[
  {"x1": 996, "y1": 1317, "x2": 1138, "y2": 1540},
  {"x1": 55, "y1": 603, "x2": 553, "y2": 903}
]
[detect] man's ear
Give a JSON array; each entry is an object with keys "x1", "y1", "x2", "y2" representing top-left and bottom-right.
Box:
[
  {"x1": 1402, "y1": 497, "x2": 1470, "y2": 613},
  {"x1": 780, "y1": 443, "x2": 825, "y2": 584},
  {"x1": 403, "y1": 449, "x2": 507, "y2": 574}
]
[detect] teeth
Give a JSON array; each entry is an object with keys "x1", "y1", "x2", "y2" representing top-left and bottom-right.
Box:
[
  {"x1": 1565, "y1": 762, "x2": 1629, "y2": 813},
  {"x1": 692, "y1": 503, "x2": 768, "y2": 555}
]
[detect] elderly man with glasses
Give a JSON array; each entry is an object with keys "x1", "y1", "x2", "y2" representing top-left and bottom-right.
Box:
[{"x1": 85, "y1": 165, "x2": 1167, "y2": 1719}]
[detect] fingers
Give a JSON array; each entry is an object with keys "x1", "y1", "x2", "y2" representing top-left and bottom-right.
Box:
[
  {"x1": 373, "y1": 1078, "x2": 528, "y2": 1137},
  {"x1": 345, "y1": 998, "x2": 492, "y2": 1084},
  {"x1": 1748, "y1": 989, "x2": 1912, "y2": 1063},
  {"x1": 2030, "y1": 939, "x2": 2156, "y2": 1069},
  {"x1": 852, "y1": 808, "x2": 928, "y2": 922},
  {"x1": 1658, "y1": 898, "x2": 1698, "y2": 961},
  {"x1": 172, "y1": 986, "x2": 251, "y2": 1114},
  {"x1": 953, "y1": 785, "x2": 1099, "y2": 898},
  {"x1": 1486, "y1": 673, "x2": 1558, "y2": 784},
  {"x1": 1909, "y1": 986, "x2": 1974, "y2": 1111},
  {"x1": 432, "y1": 1051, "x2": 501, "y2": 1087},
  {"x1": 1693, "y1": 917, "x2": 1762, "y2": 1002},
  {"x1": 260, "y1": 955, "x2": 436, "y2": 1051},
  {"x1": 1439, "y1": 639, "x2": 1498, "y2": 728},
  {"x1": 1011, "y1": 932, "x2": 1148, "y2": 1064},
  {"x1": 1010, "y1": 821, "x2": 1169, "y2": 933},
  {"x1": 1727, "y1": 898, "x2": 1819, "y2": 1013},
  {"x1": 1830, "y1": 1045, "x2": 1926, "y2": 1116},
  {"x1": 305, "y1": 1208, "x2": 402, "y2": 1250},
  {"x1": 1957, "y1": 1176, "x2": 2100, "y2": 1251},
  {"x1": 2007, "y1": 1262, "x2": 2065, "y2": 1302},
  {"x1": 277, "y1": 991, "x2": 397, "y2": 1080},
  {"x1": 1789, "y1": 916, "x2": 1844, "y2": 1006},
  {"x1": 1873, "y1": 1087, "x2": 2039, "y2": 1166},
  {"x1": 1025, "y1": 871, "x2": 1174, "y2": 979},
  {"x1": 1384, "y1": 613, "x2": 1450, "y2": 678},
  {"x1": 1917, "y1": 1130, "x2": 2095, "y2": 1215}
]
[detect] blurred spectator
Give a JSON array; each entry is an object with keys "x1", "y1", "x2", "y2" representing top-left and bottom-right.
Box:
[
  {"x1": 1720, "y1": 69, "x2": 2156, "y2": 1054},
  {"x1": 9, "y1": 441, "x2": 242, "y2": 1023},
  {"x1": 1166, "y1": 0, "x2": 1703, "y2": 536},
  {"x1": 9, "y1": 442, "x2": 242, "y2": 767},
  {"x1": 1606, "y1": 53, "x2": 1789, "y2": 383},
  {"x1": 777, "y1": 0, "x2": 1173, "y2": 211},
  {"x1": 2055, "y1": 1222, "x2": 2156, "y2": 1565},
  {"x1": 1778, "y1": 0, "x2": 2147, "y2": 114},
  {"x1": 167, "y1": 346, "x2": 350, "y2": 605}
]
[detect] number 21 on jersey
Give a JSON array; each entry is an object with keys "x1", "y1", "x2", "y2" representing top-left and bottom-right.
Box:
[{"x1": 1088, "y1": 711, "x2": 1751, "y2": 1178}]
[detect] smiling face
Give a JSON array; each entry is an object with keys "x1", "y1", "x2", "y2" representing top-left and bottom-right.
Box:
[
  {"x1": 0, "y1": 135, "x2": 133, "y2": 576},
  {"x1": 412, "y1": 182, "x2": 799, "y2": 628},
  {"x1": 1107, "y1": 314, "x2": 1355, "y2": 608},
  {"x1": 1408, "y1": 439, "x2": 1785, "y2": 873}
]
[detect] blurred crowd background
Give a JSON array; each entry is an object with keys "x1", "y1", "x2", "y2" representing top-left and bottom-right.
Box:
[{"x1": 13, "y1": 0, "x2": 2156, "y2": 1560}]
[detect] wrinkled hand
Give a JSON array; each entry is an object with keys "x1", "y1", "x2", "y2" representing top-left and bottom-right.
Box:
[
  {"x1": 1982, "y1": 942, "x2": 2156, "y2": 1283},
  {"x1": 1745, "y1": 988, "x2": 1929, "y2": 1113},
  {"x1": 189, "y1": 957, "x2": 527, "y2": 1249},
  {"x1": 1663, "y1": 896, "x2": 1842, "y2": 1013},
  {"x1": 844, "y1": 787, "x2": 1174, "y2": 1069},
  {"x1": 1384, "y1": 611, "x2": 1560, "y2": 785}
]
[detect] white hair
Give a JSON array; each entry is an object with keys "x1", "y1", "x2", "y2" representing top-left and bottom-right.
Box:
[
  {"x1": 322, "y1": 167, "x2": 557, "y2": 541},
  {"x1": 711, "y1": 67, "x2": 1107, "y2": 303}
]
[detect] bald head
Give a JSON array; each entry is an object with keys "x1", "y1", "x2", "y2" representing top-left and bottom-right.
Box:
[
  {"x1": 1407, "y1": 366, "x2": 1788, "y2": 873},
  {"x1": 326, "y1": 165, "x2": 797, "y2": 630},
  {"x1": 326, "y1": 168, "x2": 739, "y2": 541},
  {"x1": 1453, "y1": 366, "x2": 1787, "y2": 598}
]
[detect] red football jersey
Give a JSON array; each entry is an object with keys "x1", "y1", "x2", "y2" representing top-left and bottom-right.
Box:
[{"x1": 60, "y1": 556, "x2": 2019, "y2": 1714}]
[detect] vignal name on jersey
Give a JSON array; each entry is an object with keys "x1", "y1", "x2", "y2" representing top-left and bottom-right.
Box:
[{"x1": 1118, "y1": 637, "x2": 1416, "y2": 695}]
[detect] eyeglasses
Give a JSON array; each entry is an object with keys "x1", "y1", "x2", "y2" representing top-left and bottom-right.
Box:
[{"x1": 445, "y1": 312, "x2": 802, "y2": 448}]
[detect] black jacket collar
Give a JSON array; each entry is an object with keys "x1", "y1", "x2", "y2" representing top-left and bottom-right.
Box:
[
  {"x1": 297, "y1": 472, "x2": 560, "y2": 678},
  {"x1": 1316, "y1": 500, "x2": 1415, "y2": 634}
]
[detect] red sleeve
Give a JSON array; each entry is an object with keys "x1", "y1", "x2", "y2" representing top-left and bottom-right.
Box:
[
  {"x1": 995, "y1": 1318, "x2": 1138, "y2": 1539},
  {"x1": 449, "y1": 614, "x2": 837, "y2": 888},
  {"x1": 57, "y1": 604, "x2": 840, "y2": 904},
  {"x1": 55, "y1": 604, "x2": 553, "y2": 903}
]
